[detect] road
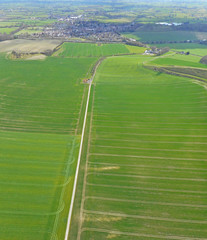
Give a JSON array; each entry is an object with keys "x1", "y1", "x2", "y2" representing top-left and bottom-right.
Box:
[{"x1": 64, "y1": 58, "x2": 103, "y2": 240}]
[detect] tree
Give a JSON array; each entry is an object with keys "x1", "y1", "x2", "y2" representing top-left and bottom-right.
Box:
[{"x1": 156, "y1": 47, "x2": 170, "y2": 56}]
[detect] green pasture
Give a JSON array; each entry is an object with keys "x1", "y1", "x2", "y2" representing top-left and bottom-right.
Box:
[
  {"x1": 125, "y1": 45, "x2": 147, "y2": 54},
  {"x1": 151, "y1": 43, "x2": 207, "y2": 56},
  {"x1": 174, "y1": 47, "x2": 207, "y2": 57},
  {"x1": 0, "y1": 54, "x2": 97, "y2": 240},
  {"x1": 169, "y1": 54, "x2": 203, "y2": 63},
  {"x1": 150, "y1": 54, "x2": 207, "y2": 69},
  {"x1": 56, "y1": 42, "x2": 145, "y2": 57},
  {"x1": 75, "y1": 55, "x2": 207, "y2": 239}
]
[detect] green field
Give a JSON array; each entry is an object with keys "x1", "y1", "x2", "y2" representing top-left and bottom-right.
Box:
[
  {"x1": 71, "y1": 55, "x2": 207, "y2": 239},
  {"x1": 15, "y1": 27, "x2": 43, "y2": 35},
  {"x1": 150, "y1": 43, "x2": 207, "y2": 56},
  {"x1": 1, "y1": 40, "x2": 207, "y2": 240},
  {"x1": 0, "y1": 22, "x2": 20, "y2": 27},
  {"x1": 123, "y1": 31, "x2": 207, "y2": 43},
  {"x1": 0, "y1": 54, "x2": 97, "y2": 240},
  {"x1": 56, "y1": 42, "x2": 146, "y2": 57},
  {"x1": 174, "y1": 48, "x2": 207, "y2": 57},
  {"x1": 0, "y1": 27, "x2": 18, "y2": 34},
  {"x1": 150, "y1": 53, "x2": 207, "y2": 69}
]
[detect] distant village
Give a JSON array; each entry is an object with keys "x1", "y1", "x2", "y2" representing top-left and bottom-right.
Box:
[{"x1": 31, "y1": 18, "x2": 140, "y2": 42}]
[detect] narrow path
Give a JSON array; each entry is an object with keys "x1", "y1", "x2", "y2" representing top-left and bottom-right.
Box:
[
  {"x1": 64, "y1": 58, "x2": 103, "y2": 240},
  {"x1": 77, "y1": 76, "x2": 95, "y2": 240}
]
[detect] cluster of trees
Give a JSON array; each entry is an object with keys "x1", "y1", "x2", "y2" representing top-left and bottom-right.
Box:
[
  {"x1": 11, "y1": 49, "x2": 53, "y2": 59},
  {"x1": 200, "y1": 55, "x2": 207, "y2": 65},
  {"x1": 177, "y1": 23, "x2": 207, "y2": 32},
  {"x1": 125, "y1": 39, "x2": 146, "y2": 47},
  {"x1": 0, "y1": 26, "x2": 24, "y2": 42},
  {"x1": 137, "y1": 23, "x2": 207, "y2": 33},
  {"x1": 156, "y1": 47, "x2": 170, "y2": 56},
  {"x1": 150, "y1": 46, "x2": 170, "y2": 56},
  {"x1": 0, "y1": 33, "x2": 16, "y2": 41}
]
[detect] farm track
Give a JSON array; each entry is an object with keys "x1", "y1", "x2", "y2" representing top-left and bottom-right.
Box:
[
  {"x1": 77, "y1": 76, "x2": 95, "y2": 240},
  {"x1": 64, "y1": 58, "x2": 104, "y2": 240}
]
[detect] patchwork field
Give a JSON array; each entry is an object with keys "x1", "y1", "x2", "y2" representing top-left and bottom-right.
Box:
[
  {"x1": 56, "y1": 42, "x2": 146, "y2": 57},
  {"x1": 72, "y1": 56, "x2": 207, "y2": 239},
  {"x1": 0, "y1": 54, "x2": 97, "y2": 240}
]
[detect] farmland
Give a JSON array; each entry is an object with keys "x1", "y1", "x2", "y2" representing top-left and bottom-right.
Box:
[
  {"x1": 174, "y1": 47, "x2": 207, "y2": 57},
  {"x1": 15, "y1": 27, "x2": 44, "y2": 36},
  {"x1": 0, "y1": 53, "x2": 97, "y2": 240},
  {"x1": 144, "y1": 53, "x2": 207, "y2": 81},
  {"x1": 0, "y1": 27, "x2": 18, "y2": 34},
  {"x1": 0, "y1": 39, "x2": 147, "y2": 240},
  {"x1": 1, "y1": 0, "x2": 207, "y2": 239},
  {"x1": 70, "y1": 55, "x2": 207, "y2": 239},
  {"x1": 122, "y1": 31, "x2": 207, "y2": 57},
  {"x1": 150, "y1": 54, "x2": 207, "y2": 69},
  {"x1": 56, "y1": 42, "x2": 146, "y2": 57},
  {"x1": 0, "y1": 39, "x2": 61, "y2": 54}
]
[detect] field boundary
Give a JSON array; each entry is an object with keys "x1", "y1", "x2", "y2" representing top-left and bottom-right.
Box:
[{"x1": 144, "y1": 64, "x2": 207, "y2": 83}]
